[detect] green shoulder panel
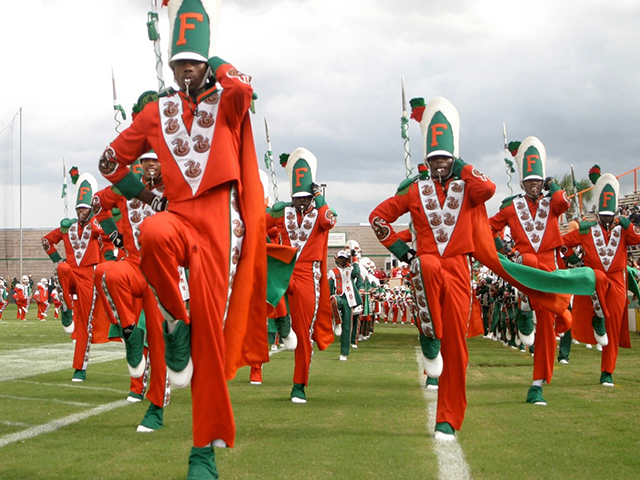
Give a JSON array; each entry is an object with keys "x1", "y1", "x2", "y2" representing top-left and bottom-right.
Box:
[
  {"x1": 269, "y1": 201, "x2": 289, "y2": 218},
  {"x1": 60, "y1": 218, "x2": 77, "y2": 229},
  {"x1": 396, "y1": 175, "x2": 419, "y2": 196},
  {"x1": 158, "y1": 88, "x2": 176, "y2": 98},
  {"x1": 499, "y1": 194, "x2": 520, "y2": 210},
  {"x1": 579, "y1": 221, "x2": 597, "y2": 235}
]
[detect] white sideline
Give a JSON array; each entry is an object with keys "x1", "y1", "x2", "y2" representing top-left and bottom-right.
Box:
[
  {"x1": 415, "y1": 349, "x2": 471, "y2": 480},
  {"x1": 0, "y1": 400, "x2": 130, "y2": 448}
]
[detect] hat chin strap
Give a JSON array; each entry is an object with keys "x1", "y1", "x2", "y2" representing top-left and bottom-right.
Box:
[{"x1": 200, "y1": 67, "x2": 213, "y2": 89}]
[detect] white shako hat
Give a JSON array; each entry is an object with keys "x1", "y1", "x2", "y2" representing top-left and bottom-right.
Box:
[
  {"x1": 593, "y1": 173, "x2": 619, "y2": 215},
  {"x1": 335, "y1": 249, "x2": 350, "y2": 260},
  {"x1": 410, "y1": 96, "x2": 460, "y2": 161},
  {"x1": 258, "y1": 169, "x2": 271, "y2": 207},
  {"x1": 75, "y1": 173, "x2": 98, "y2": 209},
  {"x1": 283, "y1": 147, "x2": 318, "y2": 198},
  {"x1": 345, "y1": 239, "x2": 360, "y2": 251},
  {"x1": 515, "y1": 136, "x2": 546, "y2": 183},
  {"x1": 167, "y1": 0, "x2": 221, "y2": 64}
]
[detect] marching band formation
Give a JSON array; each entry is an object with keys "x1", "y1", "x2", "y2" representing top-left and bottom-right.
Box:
[{"x1": 3, "y1": 1, "x2": 638, "y2": 478}]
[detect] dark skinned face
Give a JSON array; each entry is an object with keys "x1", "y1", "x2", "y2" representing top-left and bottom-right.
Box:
[
  {"x1": 336, "y1": 256, "x2": 348, "y2": 268},
  {"x1": 426, "y1": 155, "x2": 454, "y2": 181},
  {"x1": 141, "y1": 158, "x2": 162, "y2": 183},
  {"x1": 522, "y1": 179, "x2": 543, "y2": 199},
  {"x1": 292, "y1": 195, "x2": 313, "y2": 214},
  {"x1": 76, "y1": 207, "x2": 91, "y2": 224},
  {"x1": 598, "y1": 214, "x2": 615, "y2": 230},
  {"x1": 172, "y1": 59, "x2": 209, "y2": 95}
]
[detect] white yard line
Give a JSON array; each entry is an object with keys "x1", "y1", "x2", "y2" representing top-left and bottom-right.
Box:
[
  {"x1": 0, "y1": 394, "x2": 93, "y2": 407},
  {"x1": 0, "y1": 343, "x2": 279, "y2": 449},
  {"x1": 0, "y1": 421, "x2": 30, "y2": 427},
  {"x1": 415, "y1": 348, "x2": 471, "y2": 480},
  {"x1": 0, "y1": 343, "x2": 132, "y2": 448},
  {"x1": 0, "y1": 342, "x2": 125, "y2": 382},
  {"x1": 0, "y1": 399, "x2": 130, "y2": 448},
  {"x1": 13, "y1": 380, "x2": 127, "y2": 395}
]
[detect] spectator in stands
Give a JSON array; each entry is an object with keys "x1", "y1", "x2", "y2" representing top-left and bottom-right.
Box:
[{"x1": 628, "y1": 205, "x2": 640, "y2": 226}]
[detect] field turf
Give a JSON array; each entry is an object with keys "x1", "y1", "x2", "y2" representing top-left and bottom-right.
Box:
[{"x1": 1, "y1": 304, "x2": 639, "y2": 479}]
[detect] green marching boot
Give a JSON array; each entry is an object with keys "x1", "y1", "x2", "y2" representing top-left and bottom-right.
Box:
[
  {"x1": 291, "y1": 383, "x2": 307, "y2": 404},
  {"x1": 426, "y1": 377, "x2": 439, "y2": 390},
  {"x1": 592, "y1": 316, "x2": 608, "y2": 347},
  {"x1": 61, "y1": 309, "x2": 74, "y2": 334},
  {"x1": 164, "y1": 319, "x2": 193, "y2": 389},
  {"x1": 123, "y1": 325, "x2": 146, "y2": 378},
  {"x1": 516, "y1": 310, "x2": 534, "y2": 346},
  {"x1": 600, "y1": 371, "x2": 614, "y2": 387},
  {"x1": 419, "y1": 334, "x2": 443, "y2": 378},
  {"x1": 71, "y1": 369, "x2": 86, "y2": 382},
  {"x1": 434, "y1": 422, "x2": 456, "y2": 441},
  {"x1": 526, "y1": 385, "x2": 547, "y2": 405},
  {"x1": 137, "y1": 403, "x2": 164, "y2": 432},
  {"x1": 127, "y1": 391, "x2": 144, "y2": 403},
  {"x1": 187, "y1": 445, "x2": 219, "y2": 480}
]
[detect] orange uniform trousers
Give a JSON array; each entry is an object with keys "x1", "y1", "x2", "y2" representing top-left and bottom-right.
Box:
[
  {"x1": 57, "y1": 263, "x2": 97, "y2": 370},
  {"x1": 35, "y1": 299, "x2": 48, "y2": 320},
  {"x1": 287, "y1": 260, "x2": 320, "y2": 386},
  {"x1": 599, "y1": 269, "x2": 627, "y2": 375},
  {"x1": 95, "y1": 260, "x2": 168, "y2": 408},
  {"x1": 521, "y1": 252, "x2": 570, "y2": 384},
  {"x1": 139, "y1": 187, "x2": 236, "y2": 448},
  {"x1": 15, "y1": 299, "x2": 28, "y2": 320},
  {"x1": 413, "y1": 253, "x2": 472, "y2": 432}
]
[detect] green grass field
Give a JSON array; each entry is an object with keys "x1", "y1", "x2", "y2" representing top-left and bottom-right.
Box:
[{"x1": 1, "y1": 304, "x2": 640, "y2": 479}]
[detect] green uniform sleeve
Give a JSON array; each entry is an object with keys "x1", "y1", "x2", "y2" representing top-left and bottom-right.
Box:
[
  {"x1": 99, "y1": 217, "x2": 118, "y2": 236},
  {"x1": 388, "y1": 239, "x2": 410, "y2": 261},
  {"x1": 114, "y1": 171, "x2": 146, "y2": 200}
]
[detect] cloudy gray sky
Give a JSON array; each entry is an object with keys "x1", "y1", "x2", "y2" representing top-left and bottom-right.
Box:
[{"x1": 1, "y1": 0, "x2": 639, "y2": 229}]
